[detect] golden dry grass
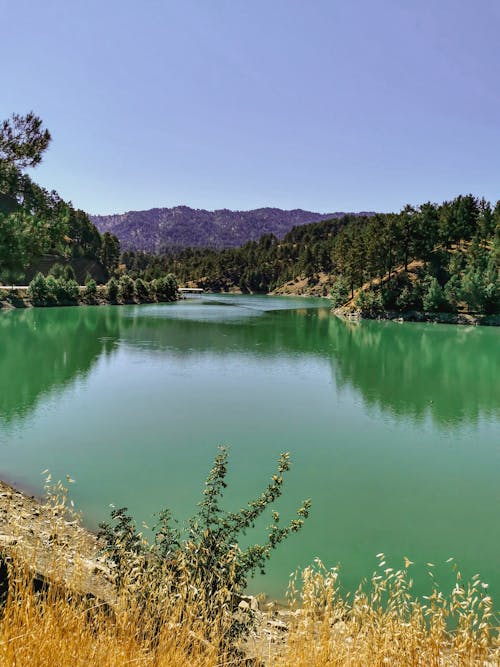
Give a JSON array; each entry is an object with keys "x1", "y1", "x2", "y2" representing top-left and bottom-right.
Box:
[{"x1": 1, "y1": 487, "x2": 499, "y2": 666}]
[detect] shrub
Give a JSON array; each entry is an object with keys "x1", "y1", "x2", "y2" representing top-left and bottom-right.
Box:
[
  {"x1": 355, "y1": 289, "x2": 384, "y2": 316},
  {"x1": 460, "y1": 261, "x2": 499, "y2": 313},
  {"x1": 28, "y1": 272, "x2": 49, "y2": 306},
  {"x1": 154, "y1": 273, "x2": 178, "y2": 302},
  {"x1": 395, "y1": 285, "x2": 421, "y2": 311},
  {"x1": 422, "y1": 276, "x2": 450, "y2": 312},
  {"x1": 105, "y1": 277, "x2": 119, "y2": 302},
  {"x1": 444, "y1": 274, "x2": 462, "y2": 311},
  {"x1": 118, "y1": 274, "x2": 136, "y2": 302},
  {"x1": 85, "y1": 274, "x2": 96, "y2": 289},
  {"x1": 51, "y1": 277, "x2": 79, "y2": 305},
  {"x1": 379, "y1": 278, "x2": 401, "y2": 310},
  {"x1": 45, "y1": 275, "x2": 59, "y2": 305},
  {"x1": 98, "y1": 447, "x2": 310, "y2": 644},
  {"x1": 84, "y1": 276, "x2": 97, "y2": 301},
  {"x1": 134, "y1": 278, "x2": 150, "y2": 302},
  {"x1": 330, "y1": 277, "x2": 349, "y2": 307}
]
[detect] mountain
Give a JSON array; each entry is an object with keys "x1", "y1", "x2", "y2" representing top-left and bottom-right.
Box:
[{"x1": 89, "y1": 206, "x2": 374, "y2": 252}]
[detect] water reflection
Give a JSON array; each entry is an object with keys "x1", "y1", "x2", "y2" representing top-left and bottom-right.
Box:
[
  {"x1": 326, "y1": 318, "x2": 500, "y2": 426},
  {"x1": 0, "y1": 301, "x2": 498, "y2": 428},
  {"x1": 0, "y1": 307, "x2": 120, "y2": 423}
]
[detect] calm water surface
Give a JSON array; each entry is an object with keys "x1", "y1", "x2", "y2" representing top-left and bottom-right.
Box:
[{"x1": 0, "y1": 295, "x2": 499, "y2": 600}]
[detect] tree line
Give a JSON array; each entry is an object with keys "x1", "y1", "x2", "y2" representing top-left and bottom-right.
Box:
[{"x1": 122, "y1": 195, "x2": 500, "y2": 314}]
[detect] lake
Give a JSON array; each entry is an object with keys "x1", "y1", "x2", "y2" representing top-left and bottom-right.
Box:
[{"x1": 0, "y1": 295, "x2": 499, "y2": 601}]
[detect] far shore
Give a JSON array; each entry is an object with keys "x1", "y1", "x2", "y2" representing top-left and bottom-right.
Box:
[{"x1": 1, "y1": 286, "x2": 498, "y2": 326}]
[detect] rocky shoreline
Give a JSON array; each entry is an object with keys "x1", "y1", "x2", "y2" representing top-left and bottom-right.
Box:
[
  {"x1": 0, "y1": 478, "x2": 113, "y2": 602},
  {"x1": 333, "y1": 306, "x2": 500, "y2": 326},
  {"x1": 0, "y1": 477, "x2": 294, "y2": 663}
]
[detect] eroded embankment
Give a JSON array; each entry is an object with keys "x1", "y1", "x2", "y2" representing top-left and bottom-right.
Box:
[{"x1": 0, "y1": 479, "x2": 113, "y2": 603}]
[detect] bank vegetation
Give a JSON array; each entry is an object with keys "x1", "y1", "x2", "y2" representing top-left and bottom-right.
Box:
[{"x1": 1, "y1": 453, "x2": 499, "y2": 666}]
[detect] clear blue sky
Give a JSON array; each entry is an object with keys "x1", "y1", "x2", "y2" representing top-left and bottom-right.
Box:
[{"x1": 2, "y1": 0, "x2": 500, "y2": 215}]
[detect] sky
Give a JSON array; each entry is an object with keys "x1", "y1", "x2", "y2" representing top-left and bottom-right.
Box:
[{"x1": 2, "y1": 0, "x2": 500, "y2": 215}]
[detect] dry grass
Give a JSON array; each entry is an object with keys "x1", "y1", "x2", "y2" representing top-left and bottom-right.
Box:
[
  {"x1": 1, "y1": 488, "x2": 499, "y2": 666},
  {"x1": 271, "y1": 558, "x2": 499, "y2": 666}
]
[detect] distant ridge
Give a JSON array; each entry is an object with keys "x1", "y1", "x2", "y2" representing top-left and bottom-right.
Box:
[{"x1": 89, "y1": 206, "x2": 375, "y2": 252}]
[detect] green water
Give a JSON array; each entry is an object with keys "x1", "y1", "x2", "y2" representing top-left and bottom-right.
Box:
[{"x1": 0, "y1": 295, "x2": 499, "y2": 601}]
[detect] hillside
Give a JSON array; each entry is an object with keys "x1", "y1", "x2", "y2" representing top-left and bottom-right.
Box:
[
  {"x1": 120, "y1": 196, "x2": 499, "y2": 317},
  {"x1": 90, "y1": 206, "x2": 374, "y2": 251}
]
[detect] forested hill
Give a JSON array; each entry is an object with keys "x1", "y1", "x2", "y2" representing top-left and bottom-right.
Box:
[
  {"x1": 122, "y1": 195, "x2": 500, "y2": 316},
  {"x1": 90, "y1": 206, "x2": 374, "y2": 252}
]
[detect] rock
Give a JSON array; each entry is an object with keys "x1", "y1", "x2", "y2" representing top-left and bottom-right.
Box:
[{"x1": 236, "y1": 594, "x2": 260, "y2": 612}]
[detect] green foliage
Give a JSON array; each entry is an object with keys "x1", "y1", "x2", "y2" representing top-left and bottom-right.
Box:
[
  {"x1": 68, "y1": 208, "x2": 102, "y2": 259},
  {"x1": 105, "y1": 277, "x2": 119, "y2": 302},
  {"x1": 121, "y1": 194, "x2": 498, "y2": 315},
  {"x1": 28, "y1": 273, "x2": 78, "y2": 306},
  {"x1": 28, "y1": 272, "x2": 49, "y2": 306},
  {"x1": 48, "y1": 263, "x2": 66, "y2": 279},
  {"x1": 443, "y1": 275, "x2": 461, "y2": 312},
  {"x1": 48, "y1": 262, "x2": 78, "y2": 283},
  {"x1": 0, "y1": 111, "x2": 51, "y2": 169},
  {"x1": 355, "y1": 289, "x2": 384, "y2": 316},
  {"x1": 0, "y1": 112, "x2": 112, "y2": 284},
  {"x1": 118, "y1": 274, "x2": 136, "y2": 302},
  {"x1": 134, "y1": 278, "x2": 150, "y2": 302},
  {"x1": 330, "y1": 276, "x2": 350, "y2": 307},
  {"x1": 84, "y1": 277, "x2": 97, "y2": 301},
  {"x1": 395, "y1": 284, "x2": 421, "y2": 311},
  {"x1": 98, "y1": 447, "x2": 310, "y2": 617},
  {"x1": 100, "y1": 232, "x2": 120, "y2": 278},
  {"x1": 422, "y1": 277, "x2": 450, "y2": 312},
  {"x1": 63, "y1": 264, "x2": 76, "y2": 281},
  {"x1": 154, "y1": 273, "x2": 178, "y2": 302},
  {"x1": 33, "y1": 275, "x2": 80, "y2": 306},
  {"x1": 460, "y1": 261, "x2": 499, "y2": 313},
  {"x1": 57, "y1": 278, "x2": 79, "y2": 304},
  {"x1": 0, "y1": 209, "x2": 67, "y2": 284}
]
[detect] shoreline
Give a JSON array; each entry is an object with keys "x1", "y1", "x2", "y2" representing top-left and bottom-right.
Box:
[
  {"x1": 332, "y1": 306, "x2": 500, "y2": 326},
  {"x1": 0, "y1": 293, "x2": 179, "y2": 311},
  {"x1": 0, "y1": 477, "x2": 113, "y2": 603},
  {"x1": 0, "y1": 475, "x2": 293, "y2": 662}
]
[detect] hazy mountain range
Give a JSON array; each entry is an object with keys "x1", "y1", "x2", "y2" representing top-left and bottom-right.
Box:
[{"x1": 90, "y1": 206, "x2": 374, "y2": 252}]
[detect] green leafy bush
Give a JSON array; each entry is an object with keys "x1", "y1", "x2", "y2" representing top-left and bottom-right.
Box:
[
  {"x1": 355, "y1": 289, "x2": 384, "y2": 316},
  {"x1": 395, "y1": 285, "x2": 421, "y2": 311},
  {"x1": 443, "y1": 274, "x2": 462, "y2": 311},
  {"x1": 84, "y1": 276, "x2": 97, "y2": 301},
  {"x1": 98, "y1": 448, "x2": 310, "y2": 641},
  {"x1": 28, "y1": 272, "x2": 49, "y2": 306},
  {"x1": 48, "y1": 263, "x2": 65, "y2": 279},
  {"x1": 63, "y1": 264, "x2": 76, "y2": 281},
  {"x1": 134, "y1": 278, "x2": 150, "y2": 302},
  {"x1": 154, "y1": 273, "x2": 178, "y2": 302},
  {"x1": 422, "y1": 277, "x2": 450, "y2": 312},
  {"x1": 54, "y1": 278, "x2": 79, "y2": 304},
  {"x1": 105, "y1": 277, "x2": 119, "y2": 302},
  {"x1": 330, "y1": 277, "x2": 350, "y2": 307},
  {"x1": 118, "y1": 274, "x2": 136, "y2": 302},
  {"x1": 460, "y1": 261, "x2": 499, "y2": 313}
]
